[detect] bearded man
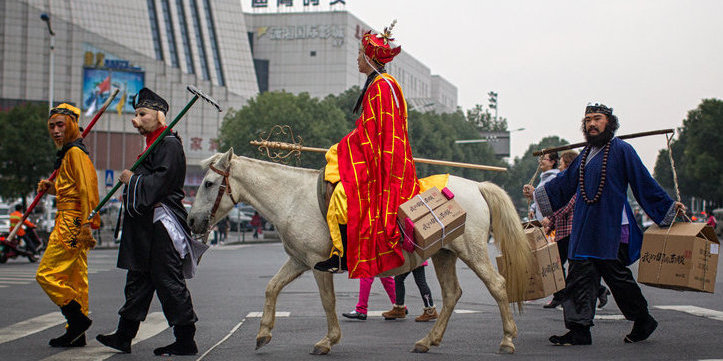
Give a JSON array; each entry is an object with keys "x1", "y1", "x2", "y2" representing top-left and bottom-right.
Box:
[
  {"x1": 36, "y1": 103, "x2": 100, "y2": 347},
  {"x1": 523, "y1": 103, "x2": 685, "y2": 346},
  {"x1": 96, "y1": 88, "x2": 205, "y2": 356},
  {"x1": 314, "y1": 21, "x2": 419, "y2": 278}
]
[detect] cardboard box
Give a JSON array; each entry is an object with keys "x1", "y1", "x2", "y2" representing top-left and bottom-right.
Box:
[
  {"x1": 638, "y1": 223, "x2": 719, "y2": 293},
  {"x1": 497, "y1": 243, "x2": 566, "y2": 302},
  {"x1": 522, "y1": 220, "x2": 549, "y2": 250},
  {"x1": 412, "y1": 199, "x2": 467, "y2": 259},
  {"x1": 398, "y1": 187, "x2": 448, "y2": 224}
]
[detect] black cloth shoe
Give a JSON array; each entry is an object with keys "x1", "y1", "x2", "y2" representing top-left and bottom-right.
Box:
[
  {"x1": 153, "y1": 324, "x2": 198, "y2": 356},
  {"x1": 342, "y1": 310, "x2": 367, "y2": 320},
  {"x1": 625, "y1": 314, "x2": 658, "y2": 343},
  {"x1": 543, "y1": 298, "x2": 562, "y2": 309},
  {"x1": 96, "y1": 317, "x2": 139, "y2": 353},
  {"x1": 549, "y1": 327, "x2": 592, "y2": 346},
  {"x1": 597, "y1": 287, "x2": 611, "y2": 309},
  {"x1": 49, "y1": 301, "x2": 92, "y2": 347},
  {"x1": 314, "y1": 254, "x2": 343, "y2": 273}
]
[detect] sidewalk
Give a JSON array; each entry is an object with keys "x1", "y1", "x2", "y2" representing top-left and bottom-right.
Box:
[{"x1": 92, "y1": 229, "x2": 281, "y2": 249}]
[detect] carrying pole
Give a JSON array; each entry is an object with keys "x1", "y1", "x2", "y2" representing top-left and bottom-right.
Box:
[{"x1": 532, "y1": 128, "x2": 674, "y2": 156}]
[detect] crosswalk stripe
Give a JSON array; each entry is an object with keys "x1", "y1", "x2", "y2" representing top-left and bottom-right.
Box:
[
  {"x1": 655, "y1": 305, "x2": 723, "y2": 322},
  {"x1": 0, "y1": 312, "x2": 65, "y2": 345},
  {"x1": 0, "y1": 281, "x2": 32, "y2": 284},
  {"x1": 40, "y1": 312, "x2": 168, "y2": 361},
  {"x1": 246, "y1": 312, "x2": 289, "y2": 318}
]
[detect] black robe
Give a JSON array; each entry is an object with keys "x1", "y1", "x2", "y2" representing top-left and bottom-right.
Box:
[{"x1": 118, "y1": 133, "x2": 190, "y2": 271}]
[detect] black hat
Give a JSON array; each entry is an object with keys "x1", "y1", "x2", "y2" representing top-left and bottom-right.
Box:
[
  {"x1": 132, "y1": 88, "x2": 169, "y2": 114},
  {"x1": 585, "y1": 102, "x2": 613, "y2": 116}
]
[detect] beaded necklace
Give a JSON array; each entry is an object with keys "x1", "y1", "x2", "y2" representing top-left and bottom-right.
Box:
[{"x1": 579, "y1": 141, "x2": 611, "y2": 205}]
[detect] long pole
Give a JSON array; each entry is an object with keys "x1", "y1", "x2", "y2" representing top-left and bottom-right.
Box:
[
  {"x1": 88, "y1": 94, "x2": 199, "y2": 220},
  {"x1": 49, "y1": 34, "x2": 55, "y2": 111},
  {"x1": 250, "y1": 140, "x2": 508, "y2": 172},
  {"x1": 532, "y1": 128, "x2": 674, "y2": 156},
  {"x1": 6, "y1": 89, "x2": 120, "y2": 242}
]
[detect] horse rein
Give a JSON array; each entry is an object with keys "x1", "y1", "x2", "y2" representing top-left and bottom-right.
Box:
[{"x1": 207, "y1": 163, "x2": 239, "y2": 224}]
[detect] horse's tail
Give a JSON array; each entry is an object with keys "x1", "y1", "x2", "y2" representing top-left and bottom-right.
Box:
[{"x1": 478, "y1": 181, "x2": 531, "y2": 311}]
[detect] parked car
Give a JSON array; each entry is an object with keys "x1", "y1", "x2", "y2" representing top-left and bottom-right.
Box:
[
  {"x1": 0, "y1": 215, "x2": 10, "y2": 234},
  {"x1": 227, "y1": 207, "x2": 253, "y2": 231}
]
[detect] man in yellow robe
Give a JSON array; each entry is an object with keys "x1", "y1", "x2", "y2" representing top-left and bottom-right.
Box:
[{"x1": 36, "y1": 103, "x2": 100, "y2": 347}]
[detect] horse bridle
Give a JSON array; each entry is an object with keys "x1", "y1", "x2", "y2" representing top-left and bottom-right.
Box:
[{"x1": 207, "y1": 163, "x2": 239, "y2": 224}]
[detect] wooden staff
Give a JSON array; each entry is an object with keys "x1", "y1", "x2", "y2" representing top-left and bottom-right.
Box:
[
  {"x1": 249, "y1": 140, "x2": 507, "y2": 172},
  {"x1": 532, "y1": 128, "x2": 675, "y2": 156}
]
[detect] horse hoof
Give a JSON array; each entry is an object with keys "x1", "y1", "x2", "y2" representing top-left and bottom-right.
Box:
[
  {"x1": 255, "y1": 335, "x2": 272, "y2": 350},
  {"x1": 411, "y1": 343, "x2": 429, "y2": 353},
  {"x1": 498, "y1": 345, "x2": 515, "y2": 354},
  {"x1": 310, "y1": 346, "x2": 330, "y2": 355}
]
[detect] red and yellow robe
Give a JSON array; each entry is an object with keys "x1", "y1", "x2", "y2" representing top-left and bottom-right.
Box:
[{"x1": 328, "y1": 73, "x2": 419, "y2": 278}]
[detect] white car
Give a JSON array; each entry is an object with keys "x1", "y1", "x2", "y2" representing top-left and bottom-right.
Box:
[{"x1": 0, "y1": 215, "x2": 10, "y2": 234}]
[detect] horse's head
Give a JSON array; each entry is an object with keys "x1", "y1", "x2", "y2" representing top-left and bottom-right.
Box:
[{"x1": 188, "y1": 148, "x2": 239, "y2": 234}]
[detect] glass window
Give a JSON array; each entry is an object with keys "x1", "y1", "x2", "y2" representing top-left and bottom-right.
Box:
[
  {"x1": 160, "y1": 0, "x2": 179, "y2": 68},
  {"x1": 190, "y1": 0, "x2": 210, "y2": 80},
  {"x1": 176, "y1": 0, "x2": 195, "y2": 74},
  {"x1": 147, "y1": 0, "x2": 164, "y2": 61},
  {"x1": 202, "y1": 0, "x2": 225, "y2": 85}
]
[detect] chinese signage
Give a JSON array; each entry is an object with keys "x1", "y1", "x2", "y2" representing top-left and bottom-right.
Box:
[
  {"x1": 251, "y1": 0, "x2": 345, "y2": 10},
  {"x1": 257, "y1": 24, "x2": 345, "y2": 46}
]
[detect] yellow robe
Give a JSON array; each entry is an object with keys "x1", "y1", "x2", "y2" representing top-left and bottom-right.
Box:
[{"x1": 36, "y1": 147, "x2": 100, "y2": 315}]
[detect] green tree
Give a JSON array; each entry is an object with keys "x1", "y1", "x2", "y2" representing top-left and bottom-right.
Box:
[
  {"x1": 466, "y1": 104, "x2": 508, "y2": 131},
  {"x1": 0, "y1": 103, "x2": 56, "y2": 206},
  {"x1": 503, "y1": 136, "x2": 570, "y2": 216},
  {"x1": 654, "y1": 98, "x2": 723, "y2": 204},
  {"x1": 219, "y1": 91, "x2": 349, "y2": 169}
]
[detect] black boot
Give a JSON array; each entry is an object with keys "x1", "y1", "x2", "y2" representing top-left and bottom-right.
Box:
[
  {"x1": 153, "y1": 324, "x2": 198, "y2": 356},
  {"x1": 624, "y1": 314, "x2": 658, "y2": 343},
  {"x1": 96, "y1": 317, "x2": 140, "y2": 353},
  {"x1": 314, "y1": 225, "x2": 348, "y2": 273},
  {"x1": 49, "y1": 300, "x2": 92, "y2": 347},
  {"x1": 549, "y1": 325, "x2": 592, "y2": 346},
  {"x1": 597, "y1": 286, "x2": 611, "y2": 309}
]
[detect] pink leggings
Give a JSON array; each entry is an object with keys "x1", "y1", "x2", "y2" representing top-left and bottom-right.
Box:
[{"x1": 355, "y1": 276, "x2": 396, "y2": 314}]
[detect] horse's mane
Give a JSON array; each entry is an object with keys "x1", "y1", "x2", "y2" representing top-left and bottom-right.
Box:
[{"x1": 200, "y1": 152, "x2": 320, "y2": 176}]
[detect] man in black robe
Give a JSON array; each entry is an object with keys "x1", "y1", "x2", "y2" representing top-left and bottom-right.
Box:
[{"x1": 96, "y1": 88, "x2": 205, "y2": 356}]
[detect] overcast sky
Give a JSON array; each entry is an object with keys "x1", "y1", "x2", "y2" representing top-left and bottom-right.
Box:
[{"x1": 243, "y1": 0, "x2": 722, "y2": 170}]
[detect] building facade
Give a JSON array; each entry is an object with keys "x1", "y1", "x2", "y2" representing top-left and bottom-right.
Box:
[
  {"x1": 0, "y1": 0, "x2": 259, "y2": 195},
  {"x1": 244, "y1": 11, "x2": 458, "y2": 113}
]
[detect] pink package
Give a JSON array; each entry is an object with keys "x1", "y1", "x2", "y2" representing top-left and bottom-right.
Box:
[{"x1": 441, "y1": 187, "x2": 455, "y2": 200}]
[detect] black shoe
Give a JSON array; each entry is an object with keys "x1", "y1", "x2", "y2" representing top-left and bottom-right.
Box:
[
  {"x1": 153, "y1": 324, "x2": 198, "y2": 356},
  {"x1": 342, "y1": 310, "x2": 367, "y2": 320},
  {"x1": 314, "y1": 255, "x2": 343, "y2": 273},
  {"x1": 50, "y1": 301, "x2": 92, "y2": 347},
  {"x1": 597, "y1": 288, "x2": 611, "y2": 309},
  {"x1": 97, "y1": 332, "x2": 131, "y2": 353},
  {"x1": 549, "y1": 327, "x2": 592, "y2": 346},
  {"x1": 625, "y1": 314, "x2": 658, "y2": 343},
  {"x1": 543, "y1": 299, "x2": 562, "y2": 309}
]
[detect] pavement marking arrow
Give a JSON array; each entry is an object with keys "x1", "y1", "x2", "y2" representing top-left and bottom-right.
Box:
[
  {"x1": 39, "y1": 312, "x2": 168, "y2": 361},
  {"x1": 0, "y1": 312, "x2": 64, "y2": 345}
]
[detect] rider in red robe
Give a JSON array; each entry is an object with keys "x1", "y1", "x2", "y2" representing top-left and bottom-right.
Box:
[{"x1": 315, "y1": 21, "x2": 420, "y2": 278}]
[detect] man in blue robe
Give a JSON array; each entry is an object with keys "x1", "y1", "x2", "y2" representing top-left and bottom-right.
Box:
[{"x1": 524, "y1": 103, "x2": 685, "y2": 346}]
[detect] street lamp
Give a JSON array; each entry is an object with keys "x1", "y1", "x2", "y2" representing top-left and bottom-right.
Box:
[
  {"x1": 454, "y1": 127, "x2": 525, "y2": 144},
  {"x1": 488, "y1": 91, "x2": 498, "y2": 120},
  {"x1": 40, "y1": 13, "x2": 55, "y2": 112}
]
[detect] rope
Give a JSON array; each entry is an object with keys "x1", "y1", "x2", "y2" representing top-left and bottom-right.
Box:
[
  {"x1": 665, "y1": 133, "x2": 681, "y2": 202},
  {"x1": 524, "y1": 165, "x2": 542, "y2": 230}
]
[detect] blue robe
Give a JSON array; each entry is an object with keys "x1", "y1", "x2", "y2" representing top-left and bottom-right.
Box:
[{"x1": 535, "y1": 137, "x2": 676, "y2": 265}]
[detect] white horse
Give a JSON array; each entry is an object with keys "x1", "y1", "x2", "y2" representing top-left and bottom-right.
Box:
[{"x1": 188, "y1": 149, "x2": 531, "y2": 355}]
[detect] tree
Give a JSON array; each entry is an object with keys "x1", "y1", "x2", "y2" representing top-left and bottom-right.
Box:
[
  {"x1": 654, "y1": 98, "x2": 723, "y2": 205},
  {"x1": 466, "y1": 104, "x2": 508, "y2": 132},
  {"x1": 0, "y1": 103, "x2": 56, "y2": 207},
  {"x1": 219, "y1": 91, "x2": 349, "y2": 169}
]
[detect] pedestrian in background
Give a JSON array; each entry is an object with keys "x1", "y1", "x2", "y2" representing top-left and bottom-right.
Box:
[
  {"x1": 381, "y1": 262, "x2": 438, "y2": 322},
  {"x1": 342, "y1": 277, "x2": 396, "y2": 320}
]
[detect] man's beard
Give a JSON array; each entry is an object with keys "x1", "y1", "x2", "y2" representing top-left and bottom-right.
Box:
[{"x1": 584, "y1": 126, "x2": 615, "y2": 147}]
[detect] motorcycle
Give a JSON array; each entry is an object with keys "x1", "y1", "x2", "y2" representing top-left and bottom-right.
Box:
[{"x1": 0, "y1": 226, "x2": 43, "y2": 263}]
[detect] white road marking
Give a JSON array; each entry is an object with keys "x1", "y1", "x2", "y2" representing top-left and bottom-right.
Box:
[
  {"x1": 196, "y1": 319, "x2": 246, "y2": 361},
  {"x1": 40, "y1": 312, "x2": 168, "y2": 361},
  {"x1": 246, "y1": 311, "x2": 289, "y2": 318},
  {"x1": 594, "y1": 314, "x2": 626, "y2": 320},
  {"x1": 655, "y1": 305, "x2": 723, "y2": 322},
  {"x1": 454, "y1": 309, "x2": 481, "y2": 314},
  {"x1": 0, "y1": 312, "x2": 65, "y2": 345}
]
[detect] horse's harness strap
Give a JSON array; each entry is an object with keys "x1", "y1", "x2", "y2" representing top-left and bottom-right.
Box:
[{"x1": 208, "y1": 163, "x2": 238, "y2": 221}]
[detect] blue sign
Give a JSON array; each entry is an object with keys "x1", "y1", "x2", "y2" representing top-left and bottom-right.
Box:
[{"x1": 105, "y1": 170, "x2": 114, "y2": 187}]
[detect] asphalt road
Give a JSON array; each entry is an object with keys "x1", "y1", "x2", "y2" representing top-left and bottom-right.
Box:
[{"x1": 1, "y1": 241, "x2": 723, "y2": 361}]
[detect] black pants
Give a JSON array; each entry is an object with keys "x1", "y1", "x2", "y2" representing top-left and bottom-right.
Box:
[
  {"x1": 118, "y1": 223, "x2": 197, "y2": 327},
  {"x1": 394, "y1": 266, "x2": 433, "y2": 307},
  {"x1": 551, "y1": 237, "x2": 569, "y2": 301},
  {"x1": 562, "y1": 243, "x2": 648, "y2": 330}
]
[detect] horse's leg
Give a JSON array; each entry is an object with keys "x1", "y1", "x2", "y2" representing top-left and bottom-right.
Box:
[
  {"x1": 456, "y1": 246, "x2": 517, "y2": 354},
  {"x1": 308, "y1": 270, "x2": 340, "y2": 355},
  {"x1": 413, "y1": 250, "x2": 461, "y2": 353},
  {"x1": 256, "y1": 258, "x2": 308, "y2": 350}
]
